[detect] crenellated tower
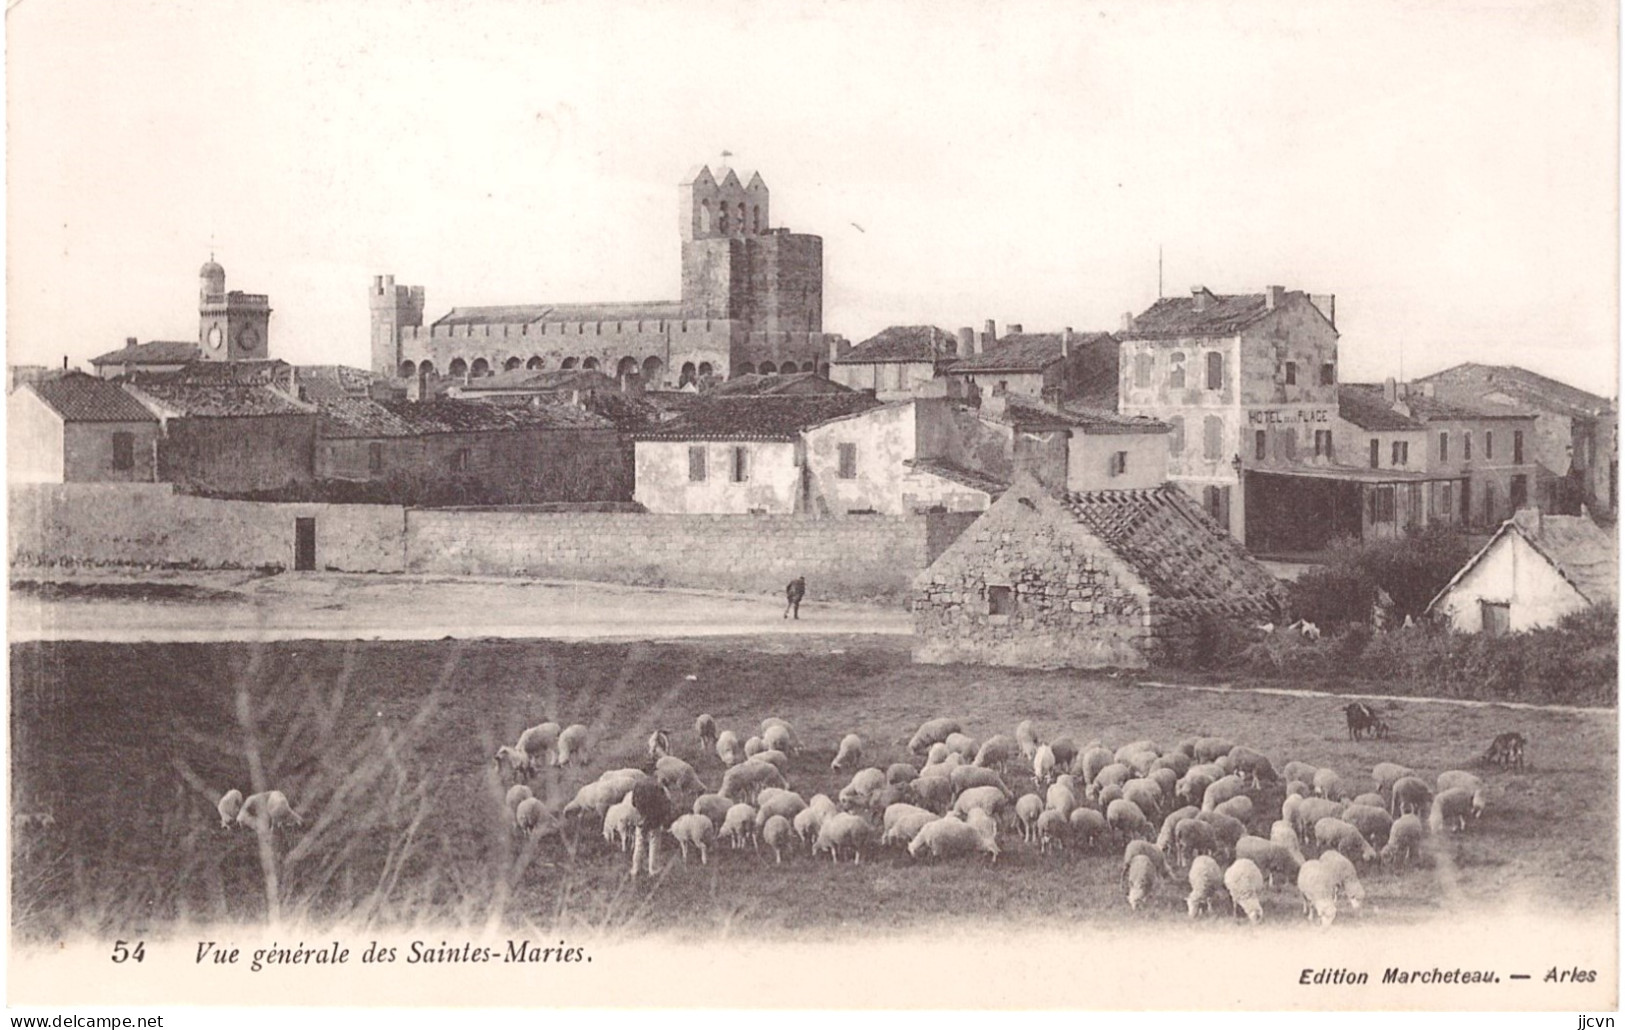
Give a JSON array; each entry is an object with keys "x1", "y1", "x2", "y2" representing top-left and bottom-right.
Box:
[
  {"x1": 197, "y1": 258, "x2": 272, "y2": 361},
  {"x1": 369, "y1": 274, "x2": 426, "y2": 377},
  {"x1": 679, "y1": 164, "x2": 821, "y2": 334}
]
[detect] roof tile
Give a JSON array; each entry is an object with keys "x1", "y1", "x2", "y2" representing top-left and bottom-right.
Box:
[
  {"x1": 25, "y1": 373, "x2": 158, "y2": 423},
  {"x1": 836, "y1": 325, "x2": 959, "y2": 364},
  {"x1": 634, "y1": 394, "x2": 882, "y2": 441}
]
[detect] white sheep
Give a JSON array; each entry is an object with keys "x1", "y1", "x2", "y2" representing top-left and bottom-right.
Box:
[
  {"x1": 1196, "y1": 810, "x2": 1247, "y2": 857},
  {"x1": 719, "y1": 759, "x2": 788, "y2": 803},
  {"x1": 1381, "y1": 813, "x2": 1425, "y2": 869},
  {"x1": 1015, "y1": 719, "x2": 1041, "y2": 759},
  {"x1": 944, "y1": 732, "x2": 979, "y2": 762},
  {"x1": 693, "y1": 792, "x2": 732, "y2": 827},
  {"x1": 1076, "y1": 747, "x2": 1114, "y2": 784},
  {"x1": 965, "y1": 807, "x2": 1001, "y2": 853},
  {"x1": 493, "y1": 745, "x2": 533, "y2": 782},
  {"x1": 217, "y1": 789, "x2": 244, "y2": 830},
  {"x1": 794, "y1": 804, "x2": 830, "y2": 845},
  {"x1": 910, "y1": 775, "x2": 954, "y2": 813},
  {"x1": 836, "y1": 767, "x2": 886, "y2": 810},
  {"x1": 1318, "y1": 849, "x2": 1367, "y2": 912},
  {"x1": 514, "y1": 797, "x2": 557, "y2": 841},
  {"x1": 1312, "y1": 768, "x2": 1345, "y2": 800},
  {"x1": 1200, "y1": 774, "x2": 1246, "y2": 812},
  {"x1": 952, "y1": 785, "x2": 1009, "y2": 820},
  {"x1": 1429, "y1": 788, "x2": 1475, "y2": 834},
  {"x1": 1372, "y1": 762, "x2": 1414, "y2": 795},
  {"x1": 743, "y1": 735, "x2": 765, "y2": 758},
  {"x1": 886, "y1": 762, "x2": 919, "y2": 786},
  {"x1": 517, "y1": 722, "x2": 560, "y2": 767},
  {"x1": 1281, "y1": 760, "x2": 1318, "y2": 785},
  {"x1": 881, "y1": 807, "x2": 938, "y2": 849},
  {"x1": 831, "y1": 733, "x2": 863, "y2": 772},
  {"x1": 1015, "y1": 793, "x2": 1044, "y2": 842},
  {"x1": 1122, "y1": 780, "x2": 1163, "y2": 820},
  {"x1": 1315, "y1": 817, "x2": 1378, "y2": 864},
  {"x1": 1297, "y1": 859, "x2": 1340, "y2": 926},
  {"x1": 1389, "y1": 776, "x2": 1433, "y2": 818},
  {"x1": 908, "y1": 815, "x2": 998, "y2": 862},
  {"x1": 654, "y1": 755, "x2": 707, "y2": 795},
  {"x1": 1270, "y1": 820, "x2": 1307, "y2": 864},
  {"x1": 1032, "y1": 744, "x2": 1058, "y2": 788},
  {"x1": 760, "y1": 813, "x2": 793, "y2": 863},
  {"x1": 762, "y1": 723, "x2": 795, "y2": 755},
  {"x1": 909, "y1": 717, "x2": 962, "y2": 754},
  {"x1": 715, "y1": 730, "x2": 743, "y2": 766},
  {"x1": 504, "y1": 784, "x2": 534, "y2": 819},
  {"x1": 236, "y1": 791, "x2": 303, "y2": 833},
  {"x1": 751, "y1": 749, "x2": 790, "y2": 774},
  {"x1": 1214, "y1": 795, "x2": 1253, "y2": 824},
  {"x1": 1157, "y1": 805, "x2": 1200, "y2": 851},
  {"x1": 1035, "y1": 809, "x2": 1068, "y2": 852},
  {"x1": 721, "y1": 802, "x2": 759, "y2": 849},
  {"x1": 554, "y1": 724, "x2": 590, "y2": 767},
  {"x1": 1341, "y1": 804, "x2": 1393, "y2": 849},
  {"x1": 670, "y1": 812, "x2": 716, "y2": 864},
  {"x1": 1174, "y1": 817, "x2": 1217, "y2": 868},
  {"x1": 1351, "y1": 792, "x2": 1388, "y2": 810},
  {"x1": 1225, "y1": 858, "x2": 1266, "y2": 923},
  {"x1": 754, "y1": 790, "x2": 807, "y2": 829},
  {"x1": 1044, "y1": 782, "x2": 1078, "y2": 820},
  {"x1": 1069, "y1": 807, "x2": 1108, "y2": 850},
  {"x1": 950, "y1": 764, "x2": 1009, "y2": 798},
  {"x1": 1107, "y1": 798, "x2": 1152, "y2": 842},
  {"x1": 603, "y1": 794, "x2": 638, "y2": 850},
  {"x1": 974, "y1": 735, "x2": 1015, "y2": 770},
  {"x1": 1125, "y1": 853, "x2": 1158, "y2": 911},
  {"x1": 1292, "y1": 797, "x2": 1345, "y2": 841},
  {"x1": 1187, "y1": 854, "x2": 1226, "y2": 917},
  {"x1": 813, "y1": 812, "x2": 873, "y2": 864},
  {"x1": 1437, "y1": 772, "x2": 1488, "y2": 819},
  {"x1": 1234, "y1": 835, "x2": 1300, "y2": 886},
  {"x1": 695, "y1": 713, "x2": 719, "y2": 753}
]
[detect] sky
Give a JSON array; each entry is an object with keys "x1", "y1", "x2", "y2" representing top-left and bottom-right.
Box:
[{"x1": 6, "y1": 0, "x2": 1620, "y2": 397}]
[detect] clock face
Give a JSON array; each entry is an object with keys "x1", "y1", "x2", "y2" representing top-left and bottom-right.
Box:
[
  {"x1": 238, "y1": 326, "x2": 259, "y2": 352},
  {"x1": 207, "y1": 326, "x2": 223, "y2": 350}
]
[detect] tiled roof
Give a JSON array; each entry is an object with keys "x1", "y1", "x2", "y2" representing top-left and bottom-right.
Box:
[
  {"x1": 432, "y1": 301, "x2": 686, "y2": 328},
  {"x1": 903, "y1": 458, "x2": 1008, "y2": 496},
  {"x1": 706, "y1": 372, "x2": 854, "y2": 396},
  {"x1": 89, "y1": 340, "x2": 200, "y2": 366},
  {"x1": 949, "y1": 332, "x2": 1118, "y2": 373},
  {"x1": 633, "y1": 394, "x2": 883, "y2": 441},
  {"x1": 453, "y1": 369, "x2": 621, "y2": 393},
  {"x1": 318, "y1": 398, "x2": 612, "y2": 439},
  {"x1": 1338, "y1": 385, "x2": 1426, "y2": 431},
  {"x1": 1003, "y1": 398, "x2": 1168, "y2": 435},
  {"x1": 295, "y1": 365, "x2": 383, "y2": 400},
  {"x1": 1417, "y1": 363, "x2": 1615, "y2": 419},
  {"x1": 836, "y1": 325, "x2": 959, "y2": 364},
  {"x1": 1430, "y1": 512, "x2": 1618, "y2": 612},
  {"x1": 1065, "y1": 485, "x2": 1283, "y2": 603},
  {"x1": 1120, "y1": 291, "x2": 1277, "y2": 340},
  {"x1": 25, "y1": 373, "x2": 157, "y2": 423},
  {"x1": 125, "y1": 382, "x2": 313, "y2": 418}
]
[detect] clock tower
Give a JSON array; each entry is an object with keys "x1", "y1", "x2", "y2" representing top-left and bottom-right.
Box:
[{"x1": 198, "y1": 258, "x2": 272, "y2": 362}]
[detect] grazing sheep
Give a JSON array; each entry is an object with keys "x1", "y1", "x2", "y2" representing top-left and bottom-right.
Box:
[
  {"x1": 1015, "y1": 793, "x2": 1044, "y2": 842},
  {"x1": 1175, "y1": 771, "x2": 1216, "y2": 807},
  {"x1": 1015, "y1": 720, "x2": 1041, "y2": 759},
  {"x1": 885, "y1": 762, "x2": 918, "y2": 786},
  {"x1": 1190, "y1": 737, "x2": 1236, "y2": 763},
  {"x1": 1297, "y1": 859, "x2": 1341, "y2": 926},
  {"x1": 1196, "y1": 810, "x2": 1248, "y2": 858},
  {"x1": 695, "y1": 714, "x2": 719, "y2": 753},
  {"x1": 693, "y1": 792, "x2": 732, "y2": 827},
  {"x1": 563, "y1": 781, "x2": 620, "y2": 822},
  {"x1": 236, "y1": 791, "x2": 303, "y2": 833},
  {"x1": 761, "y1": 814, "x2": 793, "y2": 864},
  {"x1": 1228, "y1": 746, "x2": 1277, "y2": 788},
  {"x1": 1292, "y1": 798, "x2": 1345, "y2": 841},
  {"x1": 504, "y1": 783, "x2": 534, "y2": 811},
  {"x1": 1116, "y1": 739, "x2": 1160, "y2": 763},
  {"x1": 1214, "y1": 795, "x2": 1253, "y2": 825},
  {"x1": 1429, "y1": 788, "x2": 1476, "y2": 834},
  {"x1": 1097, "y1": 784, "x2": 1124, "y2": 808},
  {"x1": 1201, "y1": 775, "x2": 1246, "y2": 813},
  {"x1": 910, "y1": 775, "x2": 954, "y2": 813},
  {"x1": 217, "y1": 789, "x2": 244, "y2": 830},
  {"x1": 1148, "y1": 767, "x2": 1179, "y2": 800},
  {"x1": 1069, "y1": 807, "x2": 1108, "y2": 851},
  {"x1": 1318, "y1": 849, "x2": 1367, "y2": 911},
  {"x1": 881, "y1": 807, "x2": 938, "y2": 849},
  {"x1": 1270, "y1": 820, "x2": 1308, "y2": 864},
  {"x1": 1076, "y1": 747, "x2": 1114, "y2": 784},
  {"x1": 1125, "y1": 853, "x2": 1158, "y2": 911},
  {"x1": 1372, "y1": 762, "x2": 1414, "y2": 795},
  {"x1": 517, "y1": 723, "x2": 560, "y2": 767},
  {"x1": 953, "y1": 785, "x2": 1010, "y2": 820},
  {"x1": 1341, "y1": 804, "x2": 1393, "y2": 849},
  {"x1": 944, "y1": 732, "x2": 979, "y2": 762},
  {"x1": 494, "y1": 745, "x2": 533, "y2": 782},
  {"x1": 1048, "y1": 737, "x2": 1080, "y2": 770},
  {"x1": 1035, "y1": 809, "x2": 1069, "y2": 852},
  {"x1": 1312, "y1": 768, "x2": 1345, "y2": 800},
  {"x1": 1187, "y1": 854, "x2": 1227, "y2": 917},
  {"x1": 1381, "y1": 814, "x2": 1426, "y2": 869},
  {"x1": 514, "y1": 797, "x2": 556, "y2": 841},
  {"x1": 1389, "y1": 776, "x2": 1433, "y2": 818},
  {"x1": 1281, "y1": 760, "x2": 1318, "y2": 786},
  {"x1": 839, "y1": 767, "x2": 889, "y2": 809},
  {"x1": 1437, "y1": 771, "x2": 1488, "y2": 818},
  {"x1": 1107, "y1": 798, "x2": 1152, "y2": 842},
  {"x1": 1157, "y1": 805, "x2": 1200, "y2": 851},
  {"x1": 813, "y1": 812, "x2": 874, "y2": 864},
  {"x1": 1314, "y1": 817, "x2": 1378, "y2": 863},
  {"x1": 965, "y1": 807, "x2": 1000, "y2": 847},
  {"x1": 603, "y1": 795, "x2": 638, "y2": 850},
  {"x1": 1033, "y1": 745, "x2": 1057, "y2": 788},
  {"x1": 752, "y1": 749, "x2": 790, "y2": 773},
  {"x1": 909, "y1": 815, "x2": 999, "y2": 862},
  {"x1": 909, "y1": 718, "x2": 963, "y2": 754},
  {"x1": 924, "y1": 742, "x2": 951, "y2": 768},
  {"x1": 715, "y1": 730, "x2": 743, "y2": 766},
  {"x1": 794, "y1": 804, "x2": 828, "y2": 846},
  {"x1": 831, "y1": 733, "x2": 864, "y2": 772},
  {"x1": 950, "y1": 764, "x2": 1009, "y2": 798},
  {"x1": 719, "y1": 760, "x2": 788, "y2": 803},
  {"x1": 762, "y1": 723, "x2": 795, "y2": 755},
  {"x1": 555, "y1": 724, "x2": 590, "y2": 767},
  {"x1": 1093, "y1": 762, "x2": 1135, "y2": 797},
  {"x1": 744, "y1": 735, "x2": 766, "y2": 758},
  {"x1": 1234, "y1": 835, "x2": 1301, "y2": 886},
  {"x1": 1044, "y1": 783, "x2": 1079, "y2": 820},
  {"x1": 1225, "y1": 858, "x2": 1267, "y2": 923},
  {"x1": 670, "y1": 813, "x2": 716, "y2": 864},
  {"x1": 1122, "y1": 839, "x2": 1177, "y2": 881},
  {"x1": 755, "y1": 790, "x2": 807, "y2": 831},
  {"x1": 1174, "y1": 817, "x2": 1218, "y2": 868},
  {"x1": 721, "y1": 803, "x2": 759, "y2": 849},
  {"x1": 974, "y1": 735, "x2": 1016, "y2": 770},
  {"x1": 654, "y1": 756, "x2": 707, "y2": 796},
  {"x1": 1351, "y1": 792, "x2": 1387, "y2": 810},
  {"x1": 1149, "y1": 752, "x2": 1192, "y2": 778}
]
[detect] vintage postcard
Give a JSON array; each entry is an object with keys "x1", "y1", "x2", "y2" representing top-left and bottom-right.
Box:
[{"x1": 5, "y1": 0, "x2": 1618, "y2": 1023}]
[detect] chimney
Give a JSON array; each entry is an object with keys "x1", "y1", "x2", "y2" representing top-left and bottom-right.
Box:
[
  {"x1": 956, "y1": 327, "x2": 973, "y2": 357},
  {"x1": 1061, "y1": 327, "x2": 1074, "y2": 358},
  {"x1": 978, "y1": 319, "x2": 994, "y2": 354},
  {"x1": 1384, "y1": 377, "x2": 1397, "y2": 404},
  {"x1": 63, "y1": 355, "x2": 69, "y2": 370},
  {"x1": 125, "y1": 337, "x2": 138, "y2": 350},
  {"x1": 1005, "y1": 323, "x2": 1023, "y2": 336},
  {"x1": 1264, "y1": 285, "x2": 1285, "y2": 310},
  {"x1": 827, "y1": 335, "x2": 851, "y2": 364},
  {"x1": 1191, "y1": 287, "x2": 1211, "y2": 312},
  {"x1": 1513, "y1": 507, "x2": 1542, "y2": 535},
  {"x1": 1120, "y1": 311, "x2": 1135, "y2": 333}
]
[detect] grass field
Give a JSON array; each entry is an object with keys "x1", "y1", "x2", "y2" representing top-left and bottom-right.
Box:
[{"x1": 9, "y1": 634, "x2": 1616, "y2": 941}]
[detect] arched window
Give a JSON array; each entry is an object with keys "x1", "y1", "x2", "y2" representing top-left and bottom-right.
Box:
[
  {"x1": 616, "y1": 356, "x2": 639, "y2": 378},
  {"x1": 1169, "y1": 415, "x2": 1185, "y2": 456},
  {"x1": 448, "y1": 357, "x2": 468, "y2": 378},
  {"x1": 397, "y1": 360, "x2": 417, "y2": 378},
  {"x1": 801, "y1": 361, "x2": 816, "y2": 373},
  {"x1": 470, "y1": 357, "x2": 490, "y2": 377},
  {"x1": 697, "y1": 361, "x2": 714, "y2": 378},
  {"x1": 526, "y1": 356, "x2": 545, "y2": 370},
  {"x1": 734, "y1": 362, "x2": 755, "y2": 377},
  {"x1": 643, "y1": 356, "x2": 663, "y2": 381},
  {"x1": 1205, "y1": 351, "x2": 1224, "y2": 390},
  {"x1": 1168, "y1": 352, "x2": 1185, "y2": 390},
  {"x1": 504, "y1": 356, "x2": 522, "y2": 371},
  {"x1": 418, "y1": 361, "x2": 435, "y2": 377},
  {"x1": 752, "y1": 205, "x2": 761, "y2": 232},
  {"x1": 581, "y1": 357, "x2": 599, "y2": 371},
  {"x1": 759, "y1": 361, "x2": 778, "y2": 375},
  {"x1": 699, "y1": 199, "x2": 712, "y2": 233},
  {"x1": 679, "y1": 361, "x2": 697, "y2": 387},
  {"x1": 719, "y1": 207, "x2": 730, "y2": 234},
  {"x1": 560, "y1": 357, "x2": 578, "y2": 370},
  {"x1": 737, "y1": 202, "x2": 746, "y2": 234}
]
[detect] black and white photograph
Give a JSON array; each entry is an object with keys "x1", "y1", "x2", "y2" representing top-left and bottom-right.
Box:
[{"x1": 5, "y1": 0, "x2": 1619, "y2": 1020}]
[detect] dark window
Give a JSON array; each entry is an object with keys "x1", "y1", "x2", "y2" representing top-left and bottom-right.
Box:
[
  {"x1": 1205, "y1": 352, "x2": 1224, "y2": 390},
  {"x1": 1391, "y1": 440, "x2": 1408, "y2": 466},
  {"x1": 1513, "y1": 430, "x2": 1524, "y2": 464},
  {"x1": 1134, "y1": 352, "x2": 1153, "y2": 388},
  {"x1": 838, "y1": 442, "x2": 858, "y2": 479},
  {"x1": 1255, "y1": 430, "x2": 1267, "y2": 461},
  {"x1": 1480, "y1": 600, "x2": 1511, "y2": 637},
  {"x1": 1320, "y1": 362, "x2": 1335, "y2": 386},
  {"x1": 730, "y1": 446, "x2": 749, "y2": 483},
  {"x1": 1369, "y1": 439, "x2": 1380, "y2": 469},
  {"x1": 1314, "y1": 429, "x2": 1333, "y2": 458},
  {"x1": 1110, "y1": 451, "x2": 1128, "y2": 477},
  {"x1": 688, "y1": 446, "x2": 707, "y2": 482},
  {"x1": 987, "y1": 585, "x2": 1014, "y2": 616},
  {"x1": 1439, "y1": 432, "x2": 1449, "y2": 462},
  {"x1": 111, "y1": 432, "x2": 134, "y2": 470},
  {"x1": 1369, "y1": 485, "x2": 1396, "y2": 523},
  {"x1": 1203, "y1": 416, "x2": 1223, "y2": 460},
  {"x1": 1281, "y1": 428, "x2": 1296, "y2": 461},
  {"x1": 1464, "y1": 432, "x2": 1472, "y2": 461},
  {"x1": 368, "y1": 442, "x2": 383, "y2": 474},
  {"x1": 1485, "y1": 431, "x2": 1494, "y2": 460},
  {"x1": 450, "y1": 448, "x2": 470, "y2": 472},
  {"x1": 1168, "y1": 353, "x2": 1185, "y2": 389},
  {"x1": 1204, "y1": 484, "x2": 1231, "y2": 527},
  {"x1": 1284, "y1": 362, "x2": 1297, "y2": 386},
  {"x1": 1169, "y1": 416, "x2": 1185, "y2": 455},
  {"x1": 1511, "y1": 474, "x2": 1528, "y2": 509},
  {"x1": 1484, "y1": 482, "x2": 1495, "y2": 521},
  {"x1": 1441, "y1": 481, "x2": 1453, "y2": 519}
]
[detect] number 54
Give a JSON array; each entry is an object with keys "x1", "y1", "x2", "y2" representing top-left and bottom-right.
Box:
[{"x1": 111, "y1": 940, "x2": 146, "y2": 963}]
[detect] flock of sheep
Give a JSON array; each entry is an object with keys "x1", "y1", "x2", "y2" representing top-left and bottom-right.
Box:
[{"x1": 472, "y1": 712, "x2": 1497, "y2": 927}]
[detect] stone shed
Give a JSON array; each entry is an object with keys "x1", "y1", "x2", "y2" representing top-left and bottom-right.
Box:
[{"x1": 912, "y1": 472, "x2": 1283, "y2": 669}]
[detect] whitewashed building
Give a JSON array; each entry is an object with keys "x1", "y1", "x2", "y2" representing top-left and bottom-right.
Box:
[{"x1": 1426, "y1": 509, "x2": 1617, "y2": 634}]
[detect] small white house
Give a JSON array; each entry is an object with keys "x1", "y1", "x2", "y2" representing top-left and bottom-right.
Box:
[{"x1": 1426, "y1": 509, "x2": 1617, "y2": 634}]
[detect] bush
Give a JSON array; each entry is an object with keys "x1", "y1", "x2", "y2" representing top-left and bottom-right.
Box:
[{"x1": 1286, "y1": 527, "x2": 1474, "y2": 628}]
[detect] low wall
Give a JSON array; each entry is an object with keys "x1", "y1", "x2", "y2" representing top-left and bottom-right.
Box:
[
  {"x1": 9, "y1": 484, "x2": 980, "y2": 602},
  {"x1": 9, "y1": 483, "x2": 406, "y2": 573}
]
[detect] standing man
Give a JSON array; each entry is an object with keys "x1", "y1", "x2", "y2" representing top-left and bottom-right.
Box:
[{"x1": 784, "y1": 576, "x2": 806, "y2": 620}]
